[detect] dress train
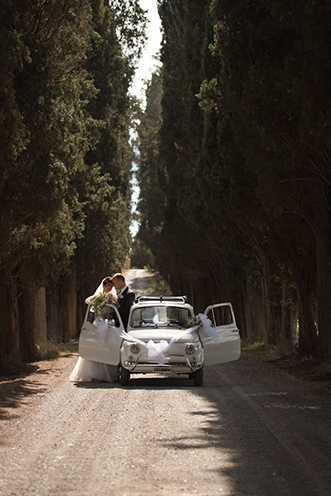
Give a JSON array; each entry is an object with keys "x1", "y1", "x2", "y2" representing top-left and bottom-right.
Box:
[{"x1": 70, "y1": 356, "x2": 119, "y2": 383}]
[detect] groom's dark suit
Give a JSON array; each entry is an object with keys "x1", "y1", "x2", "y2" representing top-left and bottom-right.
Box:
[{"x1": 116, "y1": 286, "x2": 135, "y2": 330}]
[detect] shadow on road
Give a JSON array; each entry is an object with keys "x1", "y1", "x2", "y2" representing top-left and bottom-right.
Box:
[
  {"x1": 0, "y1": 354, "x2": 77, "y2": 422},
  {"x1": 73, "y1": 374, "x2": 196, "y2": 390}
]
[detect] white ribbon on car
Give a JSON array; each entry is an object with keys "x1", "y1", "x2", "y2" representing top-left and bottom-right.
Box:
[
  {"x1": 198, "y1": 313, "x2": 221, "y2": 344},
  {"x1": 95, "y1": 313, "x2": 220, "y2": 364}
]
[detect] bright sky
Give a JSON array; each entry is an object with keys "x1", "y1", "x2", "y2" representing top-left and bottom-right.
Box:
[
  {"x1": 130, "y1": 0, "x2": 162, "y2": 106},
  {"x1": 129, "y1": 0, "x2": 162, "y2": 238}
]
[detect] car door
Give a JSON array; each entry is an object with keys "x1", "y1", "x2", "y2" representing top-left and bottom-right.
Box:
[
  {"x1": 79, "y1": 304, "x2": 124, "y2": 365},
  {"x1": 202, "y1": 303, "x2": 240, "y2": 366}
]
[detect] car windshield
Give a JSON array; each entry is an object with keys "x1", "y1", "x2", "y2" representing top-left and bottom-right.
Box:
[{"x1": 130, "y1": 306, "x2": 192, "y2": 328}]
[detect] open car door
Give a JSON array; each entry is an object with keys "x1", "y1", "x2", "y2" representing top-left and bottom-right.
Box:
[
  {"x1": 79, "y1": 304, "x2": 124, "y2": 365},
  {"x1": 202, "y1": 303, "x2": 240, "y2": 366}
]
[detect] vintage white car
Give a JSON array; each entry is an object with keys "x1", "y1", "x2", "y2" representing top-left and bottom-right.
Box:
[{"x1": 79, "y1": 296, "x2": 240, "y2": 386}]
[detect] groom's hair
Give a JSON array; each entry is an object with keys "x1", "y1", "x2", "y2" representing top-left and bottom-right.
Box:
[{"x1": 112, "y1": 273, "x2": 125, "y2": 282}]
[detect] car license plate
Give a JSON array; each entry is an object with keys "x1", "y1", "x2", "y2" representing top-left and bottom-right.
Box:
[{"x1": 154, "y1": 367, "x2": 171, "y2": 373}]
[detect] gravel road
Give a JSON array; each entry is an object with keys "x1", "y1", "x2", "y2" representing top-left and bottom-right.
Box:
[{"x1": 1, "y1": 269, "x2": 331, "y2": 496}]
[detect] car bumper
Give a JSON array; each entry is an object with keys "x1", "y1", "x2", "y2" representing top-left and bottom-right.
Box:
[
  {"x1": 121, "y1": 339, "x2": 204, "y2": 375},
  {"x1": 122, "y1": 357, "x2": 203, "y2": 374}
]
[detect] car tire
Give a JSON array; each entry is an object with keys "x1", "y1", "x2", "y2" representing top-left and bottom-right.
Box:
[
  {"x1": 120, "y1": 367, "x2": 130, "y2": 386},
  {"x1": 193, "y1": 368, "x2": 203, "y2": 386}
]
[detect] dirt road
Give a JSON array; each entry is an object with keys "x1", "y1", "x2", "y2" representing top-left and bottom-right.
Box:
[
  {"x1": 1, "y1": 269, "x2": 331, "y2": 495},
  {"x1": 124, "y1": 268, "x2": 157, "y2": 297}
]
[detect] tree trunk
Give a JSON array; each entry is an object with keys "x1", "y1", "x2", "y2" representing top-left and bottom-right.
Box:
[
  {"x1": 76, "y1": 286, "x2": 86, "y2": 336},
  {"x1": 259, "y1": 253, "x2": 271, "y2": 346},
  {"x1": 6, "y1": 278, "x2": 18, "y2": 355},
  {"x1": 46, "y1": 276, "x2": 73, "y2": 343},
  {"x1": 297, "y1": 286, "x2": 317, "y2": 356},
  {"x1": 236, "y1": 287, "x2": 247, "y2": 342},
  {"x1": 244, "y1": 269, "x2": 266, "y2": 344},
  {"x1": 46, "y1": 277, "x2": 60, "y2": 343},
  {"x1": 68, "y1": 277, "x2": 77, "y2": 339},
  {"x1": 0, "y1": 269, "x2": 8, "y2": 374},
  {"x1": 35, "y1": 287, "x2": 47, "y2": 345},
  {"x1": 316, "y1": 198, "x2": 331, "y2": 362},
  {"x1": 59, "y1": 276, "x2": 70, "y2": 343},
  {"x1": 280, "y1": 281, "x2": 296, "y2": 353},
  {"x1": 17, "y1": 282, "x2": 37, "y2": 362}
]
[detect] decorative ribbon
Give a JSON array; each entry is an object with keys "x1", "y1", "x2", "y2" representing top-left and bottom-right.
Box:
[
  {"x1": 198, "y1": 313, "x2": 221, "y2": 344},
  {"x1": 95, "y1": 313, "x2": 220, "y2": 364}
]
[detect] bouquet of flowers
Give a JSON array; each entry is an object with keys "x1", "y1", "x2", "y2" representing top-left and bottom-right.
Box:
[
  {"x1": 186, "y1": 314, "x2": 201, "y2": 327},
  {"x1": 91, "y1": 292, "x2": 116, "y2": 317}
]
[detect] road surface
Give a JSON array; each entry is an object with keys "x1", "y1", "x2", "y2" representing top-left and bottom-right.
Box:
[{"x1": 1, "y1": 269, "x2": 331, "y2": 495}]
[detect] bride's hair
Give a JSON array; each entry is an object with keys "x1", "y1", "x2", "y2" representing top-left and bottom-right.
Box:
[{"x1": 85, "y1": 276, "x2": 116, "y2": 304}]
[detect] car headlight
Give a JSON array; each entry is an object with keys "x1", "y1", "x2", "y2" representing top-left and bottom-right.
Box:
[
  {"x1": 185, "y1": 344, "x2": 195, "y2": 355},
  {"x1": 130, "y1": 343, "x2": 140, "y2": 354}
]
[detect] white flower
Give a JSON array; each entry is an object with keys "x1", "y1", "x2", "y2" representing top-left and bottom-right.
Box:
[{"x1": 186, "y1": 315, "x2": 201, "y2": 327}]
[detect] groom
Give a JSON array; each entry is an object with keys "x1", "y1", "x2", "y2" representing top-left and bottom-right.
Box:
[{"x1": 112, "y1": 273, "x2": 135, "y2": 331}]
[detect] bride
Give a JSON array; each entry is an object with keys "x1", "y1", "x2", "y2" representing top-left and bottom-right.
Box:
[{"x1": 70, "y1": 277, "x2": 119, "y2": 383}]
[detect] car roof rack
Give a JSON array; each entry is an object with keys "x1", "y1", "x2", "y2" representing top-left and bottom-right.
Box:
[{"x1": 135, "y1": 295, "x2": 188, "y2": 304}]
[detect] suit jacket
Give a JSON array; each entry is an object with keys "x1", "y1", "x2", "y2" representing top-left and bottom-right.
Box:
[{"x1": 116, "y1": 287, "x2": 135, "y2": 330}]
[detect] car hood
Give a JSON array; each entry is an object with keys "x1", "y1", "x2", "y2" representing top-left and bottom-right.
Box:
[{"x1": 126, "y1": 327, "x2": 200, "y2": 343}]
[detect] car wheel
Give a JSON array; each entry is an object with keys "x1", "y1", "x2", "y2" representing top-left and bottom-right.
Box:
[
  {"x1": 193, "y1": 368, "x2": 203, "y2": 386},
  {"x1": 120, "y1": 367, "x2": 130, "y2": 386}
]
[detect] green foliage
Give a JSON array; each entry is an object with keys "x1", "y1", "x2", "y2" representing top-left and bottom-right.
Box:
[
  {"x1": 130, "y1": 237, "x2": 154, "y2": 269},
  {"x1": 110, "y1": 0, "x2": 148, "y2": 64},
  {"x1": 151, "y1": 272, "x2": 172, "y2": 296},
  {"x1": 135, "y1": 69, "x2": 165, "y2": 267},
  {"x1": 0, "y1": 0, "x2": 93, "y2": 285},
  {"x1": 150, "y1": 0, "x2": 235, "y2": 304},
  {"x1": 0, "y1": 0, "x2": 147, "y2": 369},
  {"x1": 137, "y1": 0, "x2": 331, "y2": 358},
  {"x1": 204, "y1": 0, "x2": 331, "y2": 353},
  {"x1": 74, "y1": 0, "x2": 139, "y2": 287}
]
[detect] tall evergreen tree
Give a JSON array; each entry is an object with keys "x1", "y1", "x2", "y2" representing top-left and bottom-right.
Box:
[
  {"x1": 0, "y1": 0, "x2": 147, "y2": 369},
  {"x1": 73, "y1": 0, "x2": 147, "y2": 302},
  {"x1": 203, "y1": 0, "x2": 331, "y2": 357},
  {"x1": 140, "y1": 0, "x2": 324, "y2": 352},
  {"x1": 0, "y1": 0, "x2": 93, "y2": 368},
  {"x1": 135, "y1": 69, "x2": 164, "y2": 262}
]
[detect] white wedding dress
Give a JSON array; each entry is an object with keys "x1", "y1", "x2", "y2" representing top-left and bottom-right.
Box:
[
  {"x1": 70, "y1": 356, "x2": 119, "y2": 383},
  {"x1": 70, "y1": 279, "x2": 119, "y2": 383}
]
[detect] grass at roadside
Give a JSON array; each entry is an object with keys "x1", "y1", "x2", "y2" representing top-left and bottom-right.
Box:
[
  {"x1": 36, "y1": 340, "x2": 78, "y2": 360},
  {"x1": 242, "y1": 342, "x2": 331, "y2": 390},
  {"x1": 1, "y1": 341, "x2": 79, "y2": 377},
  {"x1": 242, "y1": 342, "x2": 282, "y2": 361}
]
